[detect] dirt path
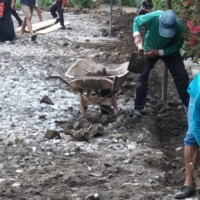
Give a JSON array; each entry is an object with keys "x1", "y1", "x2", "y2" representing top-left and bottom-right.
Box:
[{"x1": 0, "y1": 7, "x2": 196, "y2": 200}]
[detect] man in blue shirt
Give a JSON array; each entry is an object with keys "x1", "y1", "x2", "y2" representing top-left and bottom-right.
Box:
[{"x1": 175, "y1": 72, "x2": 200, "y2": 199}]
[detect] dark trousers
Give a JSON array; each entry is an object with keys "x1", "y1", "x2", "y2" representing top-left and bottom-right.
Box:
[
  {"x1": 50, "y1": 0, "x2": 64, "y2": 27},
  {"x1": 11, "y1": 9, "x2": 22, "y2": 24},
  {"x1": 134, "y1": 52, "x2": 189, "y2": 110}
]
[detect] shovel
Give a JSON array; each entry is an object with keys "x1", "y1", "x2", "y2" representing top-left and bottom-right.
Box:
[{"x1": 127, "y1": 43, "x2": 145, "y2": 74}]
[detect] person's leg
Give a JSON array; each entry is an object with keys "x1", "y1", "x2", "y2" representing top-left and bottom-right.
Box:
[
  {"x1": 184, "y1": 145, "x2": 199, "y2": 186},
  {"x1": 35, "y1": 6, "x2": 43, "y2": 21},
  {"x1": 56, "y1": 0, "x2": 65, "y2": 28},
  {"x1": 163, "y1": 52, "x2": 189, "y2": 108},
  {"x1": 25, "y1": 16, "x2": 34, "y2": 34},
  {"x1": 134, "y1": 56, "x2": 158, "y2": 111},
  {"x1": 184, "y1": 97, "x2": 199, "y2": 186},
  {"x1": 175, "y1": 98, "x2": 199, "y2": 199},
  {"x1": 20, "y1": 5, "x2": 31, "y2": 35},
  {"x1": 21, "y1": 6, "x2": 36, "y2": 41},
  {"x1": 50, "y1": 2, "x2": 58, "y2": 19},
  {"x1": 20, "y1": 18, "x2": 26, "y2": 36}
]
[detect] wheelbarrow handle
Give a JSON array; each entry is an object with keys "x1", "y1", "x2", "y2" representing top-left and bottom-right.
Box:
[{"x1": 49, "y1": 75, "x2": 73, "y2": 88}]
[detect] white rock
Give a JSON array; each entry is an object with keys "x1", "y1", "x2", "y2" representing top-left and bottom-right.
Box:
[{"x1": 12, "y1": 182, "x2": 21, "y2": 187}]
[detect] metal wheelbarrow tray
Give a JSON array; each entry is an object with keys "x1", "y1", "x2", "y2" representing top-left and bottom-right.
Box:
[{"x1": 65, "y1": 59, "x2": 129, "y2": 116}]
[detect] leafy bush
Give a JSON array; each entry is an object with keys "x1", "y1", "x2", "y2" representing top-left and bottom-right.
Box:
[
  {"x1": 68, "y1": 0, "x2": 92, "y2": 8},
  {"x1": 101, "y1": 0, "x2": 139, "y2": 7},
  {"x1": 15, "y1": 0, "x2": 21, "y2": 10},
  {"x1": 179, "y1": 0, "x2": 200, "y2": 62},
  {"x1": 121, "y1": 0, "x2": 137, "y2": 7},
  {"x1": 39, "y1": 0, "x2": 54, "y2": 10}
]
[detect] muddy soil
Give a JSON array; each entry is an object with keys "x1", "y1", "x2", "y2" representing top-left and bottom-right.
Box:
[{"x1": 0, "y1": 7, "x2": 194, "y2": 200}]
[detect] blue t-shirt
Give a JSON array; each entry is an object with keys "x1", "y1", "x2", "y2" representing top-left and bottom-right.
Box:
[
  {"x1": 187, "y1": 72, "x2": 200, "y2": 146},
  {"x1": 20, "y1": 0, "x2": 36, "y2": 7}
]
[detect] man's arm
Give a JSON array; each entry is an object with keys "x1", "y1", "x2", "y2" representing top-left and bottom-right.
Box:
[
  {"x1": 193, "y1": 92, "x2": 200, "y2": 147},
  {"x1": 62, "y1": 0, "x2": 66, "y2": 9},
  {"x1": 133, "y1": 12, "x2": 158, "y2": 51}
]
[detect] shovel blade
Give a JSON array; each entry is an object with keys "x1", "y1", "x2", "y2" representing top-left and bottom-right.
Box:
[{"x1": 127, "y1": 53, "x2": 145, "y2": 74}]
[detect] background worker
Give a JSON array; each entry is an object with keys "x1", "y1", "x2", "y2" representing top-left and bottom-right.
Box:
[
  {"x1": 132, "y1": 10, "x2": 189, "y2": 118},
  {"x1": 175, "y1": 72, "x2": 200, "y2": 199},
  {"x1": 20, "y1": 0, "x2": 37, "y2": 41},
  {"x1": 136, "y1": 0, "x2": 153, "y2": 16},
  {"x1": 0, "y1": 0, "x2": 16, "y2": 42},
  {"x1": 136, "y1": 0, "x2": 153, "y2": 39},
  {"x1": 50, "y1": 0, "x2": 66, "y2": 30}
]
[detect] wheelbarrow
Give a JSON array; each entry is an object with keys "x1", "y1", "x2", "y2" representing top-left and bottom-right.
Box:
[{"x1": 52, "y1": 59, "x2": 129, "y2": 116}]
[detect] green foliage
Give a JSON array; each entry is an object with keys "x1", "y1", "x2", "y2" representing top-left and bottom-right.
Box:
[
  {"x1": 68, "y1": 0, "x2": 92, "y2": 8},
  {"x1": 38, "y1": 0, "x2": 54, "y2": 10},
  {"x1": 101, "y1": 0, "x2": 139, "y2": 7},
  {"x1": 121, "y1": 0, "x2": 137, "y2": 7},
  {"x1": 15, "y1": 0, "x2": 21, "y2": 10},
  {"x1": 152, "y1": 0, "x2": 165, "y2": 11}
]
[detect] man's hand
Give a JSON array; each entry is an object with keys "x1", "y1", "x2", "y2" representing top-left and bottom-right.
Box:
[
  {"x1": 144, "y1": 47, "x2": 159, "y2": 58},
  {"x1": 134, "y1": 35, "x2": 143, "y2": 47}
]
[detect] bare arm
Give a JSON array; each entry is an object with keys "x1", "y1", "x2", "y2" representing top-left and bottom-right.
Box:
[{"x1": 11, "y1": 0, "x2": 15, "y2": 9}]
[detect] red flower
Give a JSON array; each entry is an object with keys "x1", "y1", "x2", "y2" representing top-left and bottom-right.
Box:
[
  {"x1": 187, "y1": 20, "x2": 200, "y2": 34},
  {"x1": 183, "y1": 0, "x2": 190, "y2": 6},
  {"x1": 195, "y1": 51, "x2": 200, "y2": 57},
  {"x1": 187, "y1": 20, "x2": 194, "y2": 29},
  {"x1": 188, "y1": 35, "x2": 197, "y2": 47}
]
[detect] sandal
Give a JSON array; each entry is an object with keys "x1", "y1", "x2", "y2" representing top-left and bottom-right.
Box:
[{"x1": 175, "y1": 185, "x2": 196, "y2": 199}]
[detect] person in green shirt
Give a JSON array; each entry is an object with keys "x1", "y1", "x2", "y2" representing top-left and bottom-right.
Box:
[{"x1": 132, "y1": 10, "x2": 189, "y2": 117}]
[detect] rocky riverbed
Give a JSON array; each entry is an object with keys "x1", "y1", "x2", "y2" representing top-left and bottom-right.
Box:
[{"x1": 0, "y1": 7, "x2": 198, "y2": 200}]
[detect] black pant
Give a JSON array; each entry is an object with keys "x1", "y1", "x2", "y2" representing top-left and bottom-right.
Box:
[
  {"x1": 11, "y1": 9, "x2": 22, "y2": 24},
  {"x1": 134, "y1": 52, "x2": 189, "y2": 110},
  {"x1": 50, "y1": 0, "x2": 64, "y2": 27}
]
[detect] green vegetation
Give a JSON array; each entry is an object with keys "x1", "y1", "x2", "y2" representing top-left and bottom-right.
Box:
[
  {"x1": 15, "y1": 0, "x2": 21, "y2": 10},
  {"x1": 120, "y1": 0, "x2": 138, "y2": 7},
  {"x1": 38, "y1": 0, "x2": 54, "y2": 10},
  {"x1": 68, "y1": 0, "x2": 92, "y2": 8}
]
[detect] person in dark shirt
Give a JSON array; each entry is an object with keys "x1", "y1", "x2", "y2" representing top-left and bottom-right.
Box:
[
  {"x1": 136, "y1": 0, "x2": 153, "y2": 16},
  {"x1": 50, "y1": 0, "x2": 66, "y2": 30},
  {"x1": 20, "y1": 0, "x2": 37, "y2": 41},
  {"x1": 0, "y1": 0, "x2": 16, "y2": 42}
]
